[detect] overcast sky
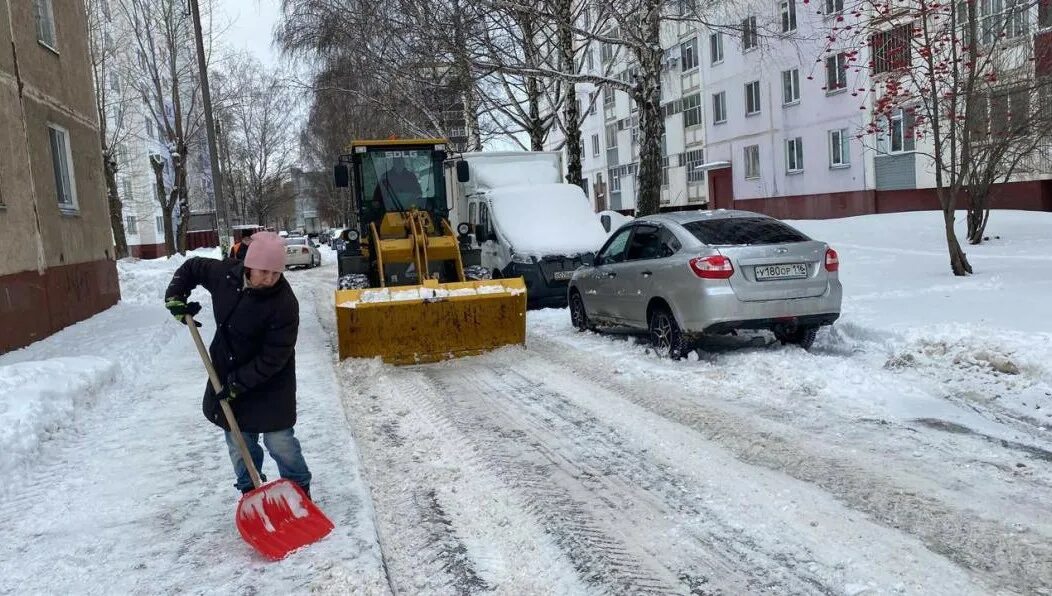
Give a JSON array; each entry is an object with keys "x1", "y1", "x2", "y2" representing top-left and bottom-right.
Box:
[{"x1": 217, "y1": 0, "x2": 283, "y2": 67}]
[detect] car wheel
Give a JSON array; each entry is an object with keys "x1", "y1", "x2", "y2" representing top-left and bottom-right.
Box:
[
  {"x1": 777, "y1": 325, "x2": 819, "y2": 350},
  {"x1": 649, "y1": 305, "x2": 686, "y2": 360},
  {"x1": 569, "y1": 291, "x2": 590, "y2": 332}
]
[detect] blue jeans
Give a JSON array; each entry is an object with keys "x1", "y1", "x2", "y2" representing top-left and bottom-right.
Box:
[{"x1": 224, "y1": 428, "x2": 312, "y2": 493}]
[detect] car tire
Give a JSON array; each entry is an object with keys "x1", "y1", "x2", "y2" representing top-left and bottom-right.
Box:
[
  {"x1": 649, "y1": 305, "x2": 686, "y2": 360},
  {"x1": 778, "y1": 325, "x2": 819, "y2": 350},
  {"x1": 569, "y1": 291, "x2": 590, "y2": 332}
]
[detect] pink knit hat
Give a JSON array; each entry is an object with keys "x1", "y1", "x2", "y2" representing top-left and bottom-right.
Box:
[{"x1": 244, "y1": 232, "x2": 287, "y2": 272}]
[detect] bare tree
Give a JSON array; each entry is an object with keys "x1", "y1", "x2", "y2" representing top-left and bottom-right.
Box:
[
  {"x1": 222, "y1": 56, "x2": 300, "y2": 226},
  {"x1": 818, "y1": 0, "x2": 1052, "y2": 273},
  {"x1": 118, "y1": 0, "x2": 214, "y2": 256},
  {"x1": 86, "y1": 0, "x2": 135, "y2": 258}
]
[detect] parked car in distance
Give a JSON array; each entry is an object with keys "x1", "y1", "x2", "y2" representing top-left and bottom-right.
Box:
[
  {"x1": 567, "y1": 210, "x2": 842, "y2": 357},
  {"x1": 284, "y1": 236, "x2": 322, "y2": 269}
]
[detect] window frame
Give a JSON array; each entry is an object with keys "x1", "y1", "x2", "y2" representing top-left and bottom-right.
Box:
[
  {"x1": 592, "y1": 133, "x2": 600, "y2": 157},
  {"x1": 785, "y1": 137, "x2": 804, "y2": 173},
  {"x1": 156, "y1": 215, "x2": 165, "y2": 235},
  {"x1": 47, "y1": 123, "x2": 78, "y2": 212},
  {"x1": 34, "y1": 0, "x2": 58, "y2": 51},
  {"x1": 744, "y1": 144, "x2": 761, "y2": 179},
  {"x1": 745, "y1": 81, "x2": 761, "y2": 116},
  {"x1": 781, "y1": 0, "x2": 797, "y2": 33},
  {"x1": 878, "y1": 108, "x2": 917, "y2": 154},
  {"x1": 782, "y1": 69, "x2": 800, "y2": 105},
  {"x1": 683, "y1": 93, "x2": 703, "y2": 128},
  {"x1": 742, "y1": 16, "x2": 758, "y2": 51},
  {"x1": 686, "y1": 148, "x2": 706, "y2": 184},
  {"x1": 825, "y1": 53, "x2": 848, "y2": 92},
  {"x1": 712, "y1": 91, "x2": 727, "y2": 124},
  {"x1": 680, "y1": 37, "x2": 698, "y2": 71},
  {"x1": 825, "y1": 0, "x2": 844, "y2": 14},
  {"x1": 829, "y1": 128, "x2": 851, "y2": 168},
  {"x1": 710, "y1": 32, "x2": 724, "y2": 64},
  {"x1": 125, "y1": 215, "x2": 138, "y2": 236}
]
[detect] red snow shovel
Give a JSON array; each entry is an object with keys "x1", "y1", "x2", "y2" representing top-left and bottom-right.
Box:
[{"x1": 186, "y1": 316, "x2": 334, "y2": 560}]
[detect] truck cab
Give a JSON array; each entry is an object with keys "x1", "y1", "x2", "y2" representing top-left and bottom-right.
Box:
[{"x1": 445, "y1": 153, "x2": 608, "y2": 308}]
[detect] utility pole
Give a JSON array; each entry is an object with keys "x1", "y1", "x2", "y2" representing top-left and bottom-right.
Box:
[{"x1": 188, "y1": 0, "x2": 230, "y2": 253}]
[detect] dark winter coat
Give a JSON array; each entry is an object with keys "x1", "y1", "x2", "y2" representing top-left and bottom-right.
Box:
[{"x1": 165, "y1": 257, "x2": 299, "y2": 433}]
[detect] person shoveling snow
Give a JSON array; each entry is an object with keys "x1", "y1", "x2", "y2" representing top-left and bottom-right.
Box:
[{"x1": 164, "y1": 231, "x2": 333, "y2": 559}]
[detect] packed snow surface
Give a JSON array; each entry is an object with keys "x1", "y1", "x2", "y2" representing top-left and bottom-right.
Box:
[
  {"x1": 1, "y1": 210, "x2": 1050, "y2": 594},
  {"x1": 487, "y1": 183, "x2": 609, "y2": 258}
]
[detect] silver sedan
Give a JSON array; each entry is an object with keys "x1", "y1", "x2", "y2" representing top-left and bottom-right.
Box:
[{"x1": 567, "y1": 210, "x2": 842, "y2": 357}]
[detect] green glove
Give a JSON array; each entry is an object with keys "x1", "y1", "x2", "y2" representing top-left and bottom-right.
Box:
[
  {"x1": 165, "y1": 298, "x2": 202, "y2": 326},
  {"x1": 219, "y1": 374, "x2": 245, "y2": 401}
]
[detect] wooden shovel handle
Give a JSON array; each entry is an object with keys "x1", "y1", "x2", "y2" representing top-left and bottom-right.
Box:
[{"x1": 186, "y1": 315, "x2": 264, "y2": 489}]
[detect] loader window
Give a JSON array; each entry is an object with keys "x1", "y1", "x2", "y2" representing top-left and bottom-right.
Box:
[
  {"x1": 362, "y1": 149, "x2": 436, "y2": 212},
  {"x1": 479, "y1": 203, "x2": 491, "y2": 238},
  {"x1": 469, "y1": 202, "x2": 477, "y2": 224}
]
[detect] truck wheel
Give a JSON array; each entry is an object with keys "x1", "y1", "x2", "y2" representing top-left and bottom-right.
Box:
[
  {"x1": 777, "y1": 325, "x2": 819, "y2": 350},
  {"x1": 569, "y1": 292, "x2": 590, "y2": 332}
]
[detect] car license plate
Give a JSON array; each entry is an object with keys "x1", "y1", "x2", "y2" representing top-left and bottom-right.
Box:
[
  {"x1": 754, "y1": 263, "x2": 808, "y2": 281},
  {"x1": 552, "y1": 270, "x2": 574, "y2": 280}
]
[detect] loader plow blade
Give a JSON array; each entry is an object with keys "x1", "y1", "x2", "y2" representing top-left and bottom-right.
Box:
[
  {"x1": 235, "y1": 479, "x2": 334, "y2": 560},
  {"x1": 335, "y1": 278, "x2": 527, "y2": 365}
]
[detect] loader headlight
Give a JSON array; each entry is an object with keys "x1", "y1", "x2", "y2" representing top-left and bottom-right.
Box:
[
  {"x1": 346, "y1": 230, "x2": 360, "y2": 242},
  {"x1": 457, "y1": 222, "x2": 470, "y2": 236}
]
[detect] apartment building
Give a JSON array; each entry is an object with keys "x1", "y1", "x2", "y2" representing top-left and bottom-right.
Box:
[
  {"x1": 0, "y1": 0, "x2": 120, "y2": 353},
  {"x1": 549, "y1": 1, "x2": 1052, "y2": 218}
]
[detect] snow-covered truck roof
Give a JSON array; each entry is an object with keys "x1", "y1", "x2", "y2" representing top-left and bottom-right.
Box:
[
  {"x1": 486, "y1": 183, "x2": 609, "y2": 259},
  {"x1": 459, "y1": 152, "x2": 562, "y2": 192}
]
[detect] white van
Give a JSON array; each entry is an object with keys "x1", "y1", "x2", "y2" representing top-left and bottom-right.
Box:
[{"x1": 446, "y1": 152, "x2": 608, "y2": 308}]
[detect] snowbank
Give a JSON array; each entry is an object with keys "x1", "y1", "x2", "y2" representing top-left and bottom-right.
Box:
[
  {"x1": 488, "y1": 183, "x2": 609, "y2": 258},
  {"x1": 116, "y1": 247, "x2": 221, "y2": 305},
  {"x1": 0, "y1": 357, "x2": 118, "y2": 478}
]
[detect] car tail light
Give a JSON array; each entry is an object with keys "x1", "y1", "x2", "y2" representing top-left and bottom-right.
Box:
[
  {"x1": 689, "y1": 255, "x2": 734, "y2": 279},
  {"x1": 301, "y1": 247, "x2": 309, "y2": 254},
  {"x1": 825, "y1": 247, "x2": 839, "y2": 272}
]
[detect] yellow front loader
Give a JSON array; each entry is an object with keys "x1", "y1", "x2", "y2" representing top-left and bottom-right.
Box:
[{"x1": 332, "y1": 139, "x2": 526, "y2": 365}]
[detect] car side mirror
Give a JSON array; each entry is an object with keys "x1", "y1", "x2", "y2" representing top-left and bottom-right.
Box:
[
  {"x1": 456, "y1": 160, "x2": 470, "y2": 183},
  {"x1": 334, "y1": 164, "x2": 349, "y2": 188}
]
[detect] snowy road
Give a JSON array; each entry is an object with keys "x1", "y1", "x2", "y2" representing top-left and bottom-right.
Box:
[{"x1": 2, "y1": 212, "x2": 1051, "y2": 595}]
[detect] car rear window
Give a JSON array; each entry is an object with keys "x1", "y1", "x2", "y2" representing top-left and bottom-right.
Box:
[
  {"x1": 682, "y1": 217, "x2": 810, "y2": 245},
  {"x1": 285, "y1": 238, "x2": 307, "y2": 246}
]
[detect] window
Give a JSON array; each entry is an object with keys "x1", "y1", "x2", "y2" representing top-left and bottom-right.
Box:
[
  {"x1": 627, "y1": 225, "x2": 680, "y2": 260},
  {"x1": 109, "y1": 72, "x2": 120, "y2": 92},
  {"x1": 710, "y1": 32, "x2": 724, "y2": 64},
  {"x1": 825, "y1": 53, "x2": 848, "y2": 91},
  {"x1": 587, "y1": 47, "x2": 595, "y2": 70},
  {"x1": 605, "y1": 123, "x2": 617, "y2": 148},
  {"x1": 745, "y1": 81, "x2": 761, "y2": 115},
  {"x1": 34, "y1": 0, "x2": 57, "y2": 49},
  {"x1": 47, "y1": 125, "x2": 77, "y2": 210},
  {"x1": 712, "y1": 91, "x2": 727, "y2": 123},
  {"x1": 879, "y1": 108, "x2": 917, "y2": 153},
  {"x1": 990, "y1": 87, "x2": 1030, "y2": 136},
  {"x1": 145, "y1": 117, "x2": 155, "y2": 141},
  {"x1": 156, "y1": 215, "x2": 164, "y2": 235},
  {"x1": 1042, "y1": 0, "x2": 1052, "y2": 27},
  {"x1": 686, "y1": 148, "x2": 706, "y2": 183},
  {"x1": 125, "y1": 215, "x2": 138, "y2": 235},
  {"x1": 468, "y1": 202, "x2": 477, "y2": 224},
  {"x1": 980, "y1": 0, "x2": 1029, "y2": 41},
  {"x1": 1004, "y1": 0, "x2": 1029, "y2": 38},
  {"x1": 680, "y1": 37, "x2": 698, "y2": 71},
  {"x1": 597, "y1": 226, "x2": 632, "y2": 264},
  {"x1": 683, "y1": 93, "x2": 702, "y2": 127},
  {"x1": 742, "y1": 17, "x2": 758, "y2": 50},
  {"x1": 592, "y1": 134, "x2": 600, "y2": 157},
  {"x1": 782, "y1": 69, "x2": 800, "y2": 105},
  {"x1": 829, "y1": 129, "x2": 850, "y2": 167},
  {"x1": 603, "y1": 86, "x2": 615, "y2": 107},
  {"x1": 870, "y1": 25, "x2": 911, "y2": 74},
  {"x1": 781, "y1": 0, "x2": 797, "y2": 32},
  {"x1": 601, "y1": 42, "x2": 614, "y2": 63},
  {"x1": 610, "y1": 168, "x2": 622, "y2": 192},
  {"x1": 786, "y1": 137, "x2": 804, "y2": 172},
  {"x1": 122, "y1": 177, "x2": 133, "y2": 201},
  {"x1": 825, "y1": 0, "x2": 844, "y2": 13},
  {"x1": 479, "y1": 203, "x2": 491, "y2": 237},
  {"x1": 683, "y1": 217, "x2": 810, "y2": 245},
  {"x1": 744, "y1": 145, "x2": 760, "y2": 178}
]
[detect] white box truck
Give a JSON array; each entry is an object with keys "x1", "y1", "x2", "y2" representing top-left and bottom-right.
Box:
[{"x1": 444, "y1": 152, "x2": 608, "y2": 308}]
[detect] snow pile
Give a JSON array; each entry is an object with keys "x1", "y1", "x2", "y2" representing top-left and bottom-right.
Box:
[
  {"x1": 469, "y1": 153, "x2": 561, "y2": 189},
  {"x1": 0, "y1": 356, "x2": 118, "y2": 478},
  {"x1": 116, "y1": 247, "x2": 221, "y2": 305},
  {"x1": 487, "y1": 183, "x2": 609, "y2": 258},
  {"x1": 338, "y1": 283, "x2": 523, "y2": 308}
]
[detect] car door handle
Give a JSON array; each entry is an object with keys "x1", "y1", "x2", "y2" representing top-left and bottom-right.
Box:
[
  {"x1": 604, "y1": 272, "x2": 617, "y2": 279},
  {"x1": 641, "y1": 271, "x2": 652, "y2": 277}
]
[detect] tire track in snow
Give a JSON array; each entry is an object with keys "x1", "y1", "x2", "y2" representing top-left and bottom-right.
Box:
[{"x1": 526, "y1": 335, "x2": 1052, "y2": 594}]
